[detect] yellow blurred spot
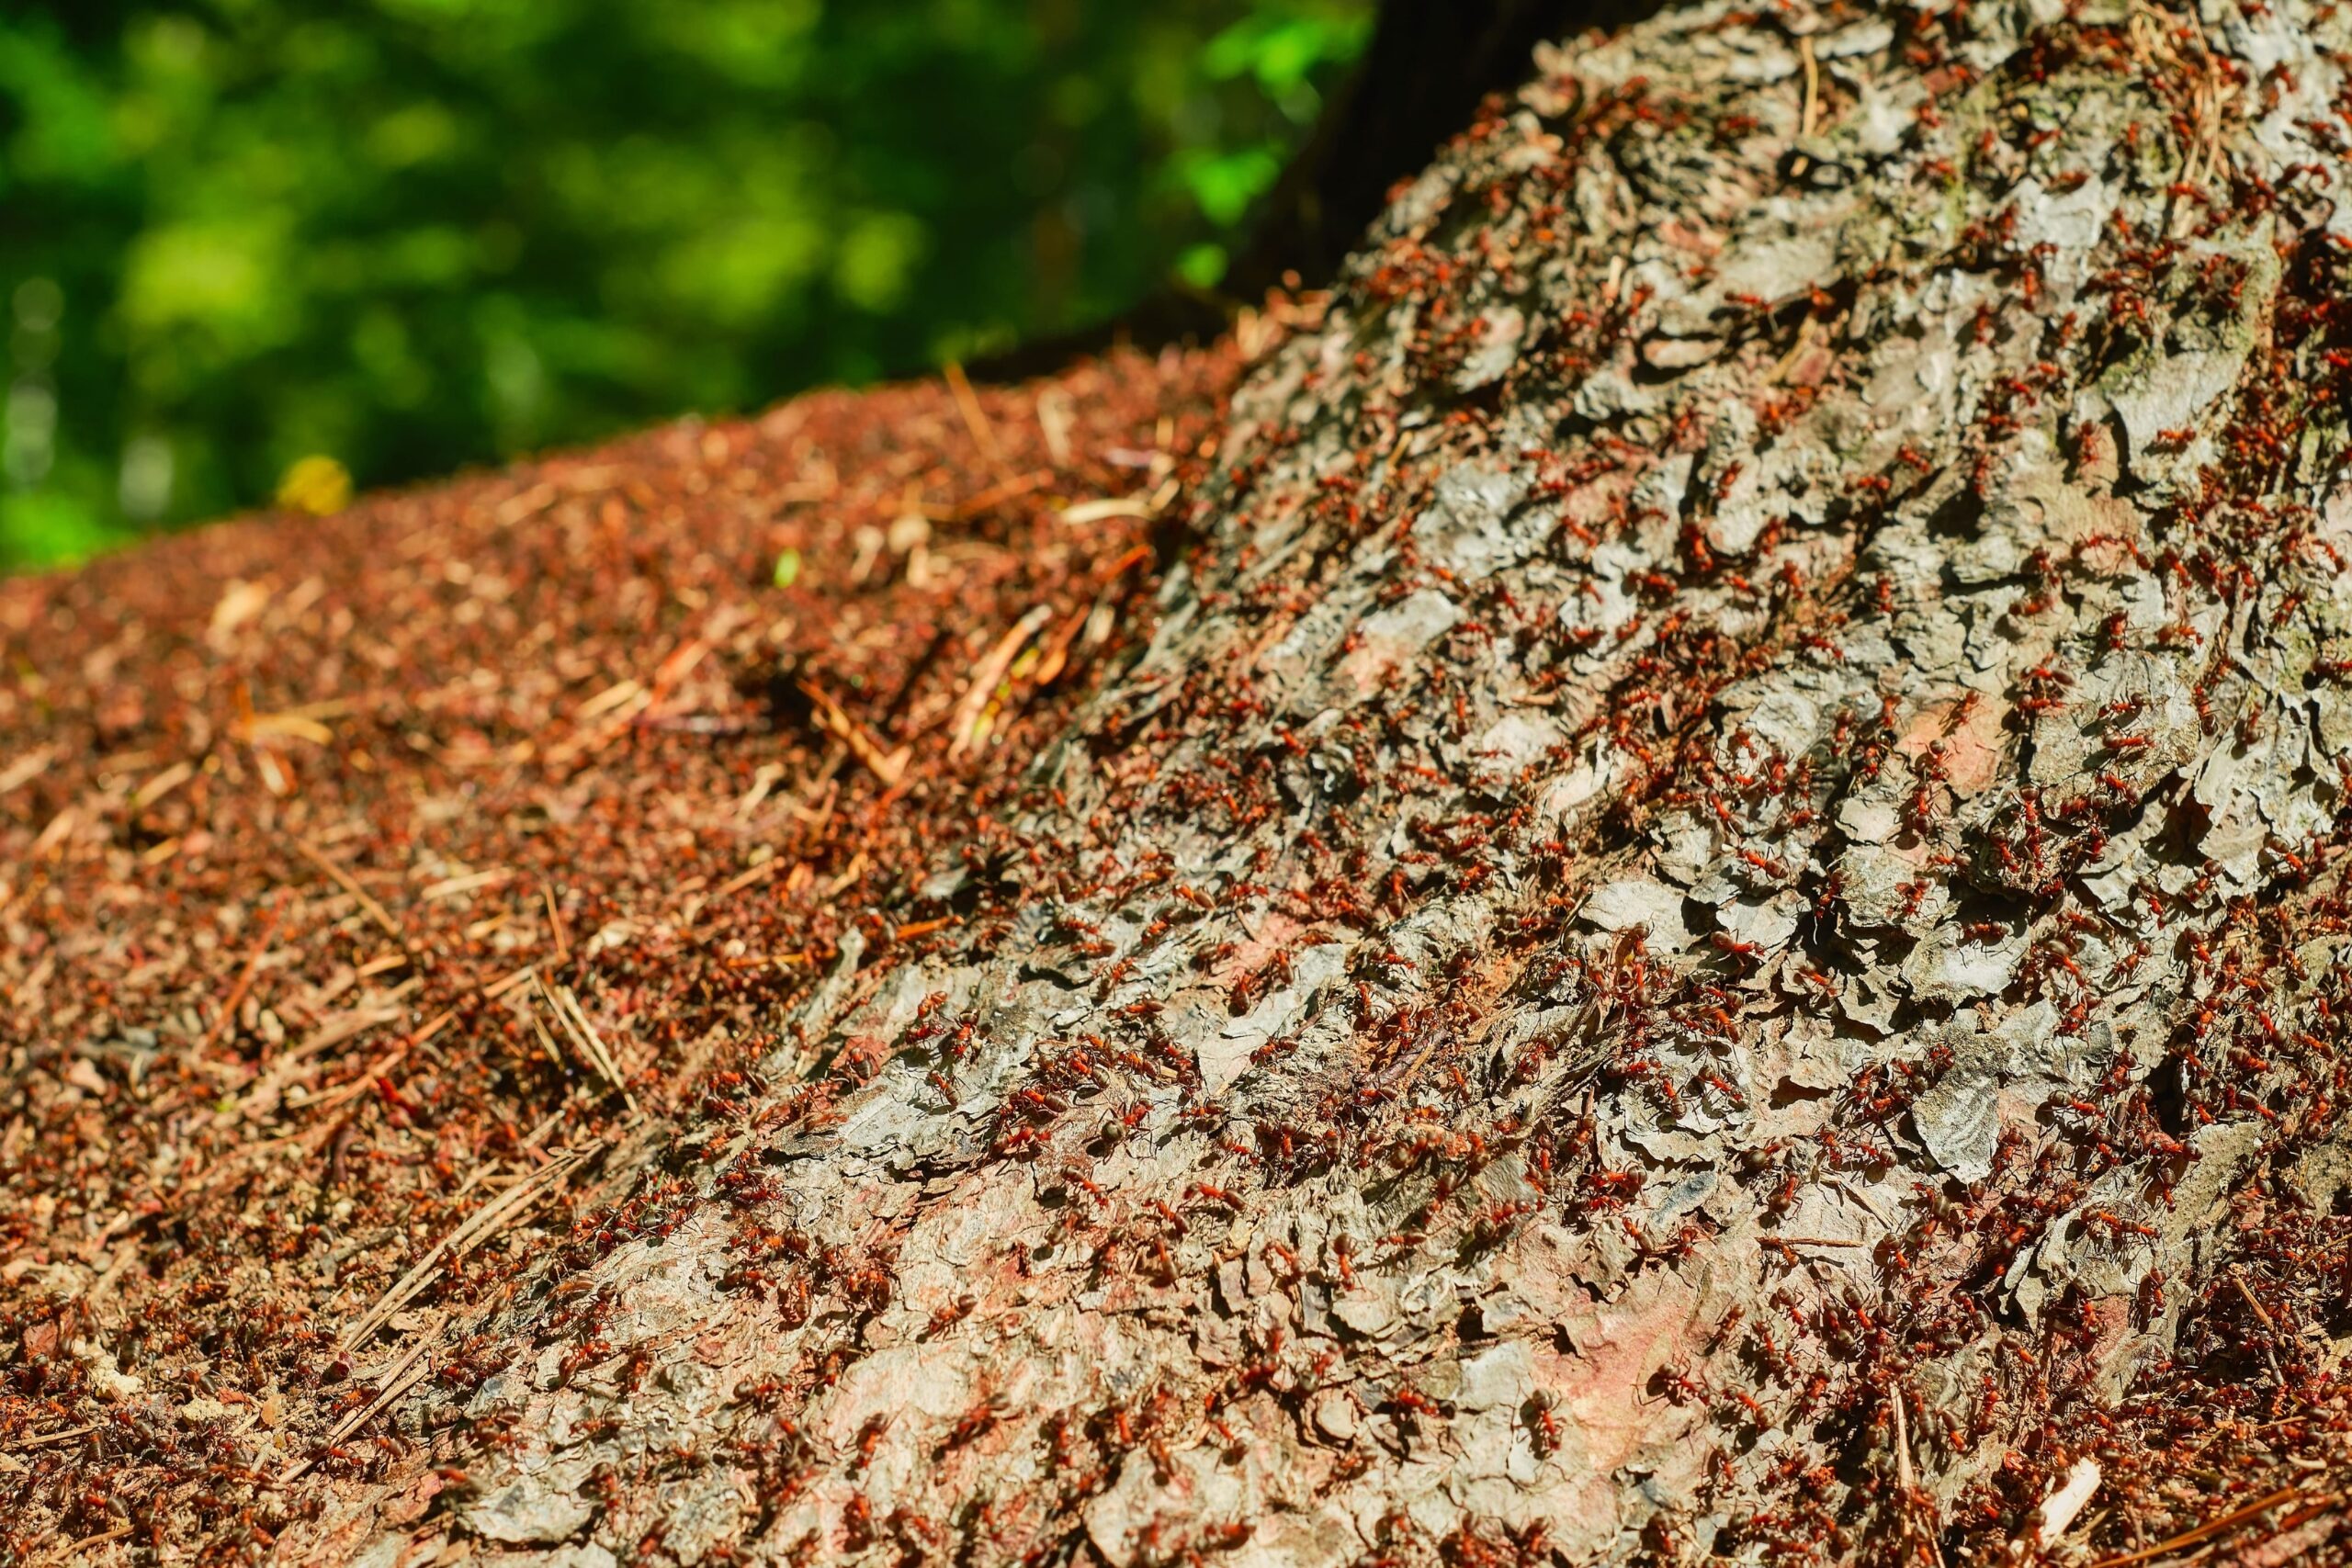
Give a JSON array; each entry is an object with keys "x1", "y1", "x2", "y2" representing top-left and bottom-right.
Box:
[{"x1": 277, "y1": 455, "x2": 352, "y2": 515}]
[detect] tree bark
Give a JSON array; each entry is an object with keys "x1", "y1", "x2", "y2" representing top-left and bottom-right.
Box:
[{"x1": 28, "y1": 0, "x2": 2352, "y2": 1563}]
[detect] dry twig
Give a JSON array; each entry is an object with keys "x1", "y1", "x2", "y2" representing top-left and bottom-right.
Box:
[
  {"x1": 291, "y1": 838, "x2": 401, "y2": 941},
  {"x1": 339, "y1": 1143, "x2": 597, "y2": 1350}
]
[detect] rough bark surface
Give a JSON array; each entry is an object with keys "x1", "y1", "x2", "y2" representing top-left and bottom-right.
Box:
[{"x1": 20, "y1": 0, "x2": 2352, "y2": 1563}]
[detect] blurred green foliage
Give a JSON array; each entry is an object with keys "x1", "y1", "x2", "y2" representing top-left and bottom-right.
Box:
[{"x1": 0, "y1": 0, "x2": 1370, "y2": 570}]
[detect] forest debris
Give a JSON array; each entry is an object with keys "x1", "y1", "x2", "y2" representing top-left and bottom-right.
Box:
[
  {"x1": 540, "y1": 977, "x2": 637, "y2": 1111},
  {"x1": 1059, "y1": 494, "x2": 1154, "y2": 525},
  {"x1": 0, "y1": 746, "x2": 52, "y2": 796},
  {"x1": 0, "y1": 340, "x2": 1234, "y2": 1557},
  {"x1": 291, "y1": 837, "x2": 401, "y2": 940},
  {"x1": 128, "y1": 760, "x2": 192, "y2": 811},
  {"x1": 289, "y1": 1005, "x2": 449, "y2": 1117},
  {"x1": 821, "y1": 851, "x2": 868, "y2": 898},
  {"x1": 232, "y1": 1004, "x2": 408, "y2": 1122},
  {"x1": 280, "y1": 1320, "x2": 440, "y2": 1482},
  {"x1": 2086, "y1": 1485, "x2": 2301, "y2": 1568},
  {"x1": 548, "y1": 641, "x2": 699, "y2": 764},
  {"x1": 423, "y1": 866, "x2": 514, "y2": 901},
  {"x1": 943, "y1": 360, "x2": 1006, "y2": 475},
  {"x1": 197, "y1": 899, "x2": 284, "y2": 1053},
  {"x1": 734, "y1": 761, "x2": 786, "y2": 818},
  {"x1": 340, "y1": 1144, "x2": 596, "y2": 1350},
  {"x1": 953, "y1": 468, "x2": 1052, "y2": 519},
  {"x1": 30, "y1": 807, "x2": 77, "y2": 859},
  {"x1": 892, "y1": 915, "x2": 958, "y2": 942},
  {"x1": 543, "y1": 881, "x2": 571, "y2": 964},
  {"x1": 647, "y1": 635, "x2": 711, "y2": 699},
  {"x1": 1027, "y1": 605, "x2": 1091, "y2": 687},
  {"x1": 574, "y1": 679, "x2": 644, "y2": 722},
  {"x1": 707, "y1": 855, "x2": 786, "y2": 905},
  {"x1": 2233, "y1": 1269, "x2": 2284, "y2": 1380},
  {"x1": 272, "y1": 999, "x2": 406, "y2": 1091},
  {"x1": 481, "y1": 964, "x2": 537, "y2": 999},
  {"x1": 798, "y1": 680, "x2": 908, "y2": 786},
  {"x1": 232, "y1": 707, "x2": 335, "y2": 747},
  {"x1": 2028, "y1": 1459, "x2": 2100, "y2": 1551},
  {"x1": 493, "y1": 480, "x2": 560, "y2": 527},
  {"x1": 37, "y1": 1523, "x2": 131, "y2": 1561},
  {"x1": 1798, "y1": 35, "x2": 1820, "y2": 137},
  {"x1": 6, "y1": 1425, "x2": 96, "y2": 1454},
  {"x1": 207, "y1": 579, "x2": 270, "y2": 647},
  {"x1": 1035, "y1": 389, "x2": 1074, "y2": 466},
  {"x1": 950, "y1": 605, "x2": 1056, "y2": 756}
]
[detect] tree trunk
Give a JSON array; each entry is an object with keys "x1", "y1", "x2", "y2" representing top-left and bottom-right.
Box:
[
  {"x1": 979, "y1": 0, "x2": 1649, "y2": 378},
  {"x1": 17, "y1": 2, "x2": 2352, "y2": 1564},
  {"x1": 1224, "y1": 0, "x2": 1658, "y2": 301}
]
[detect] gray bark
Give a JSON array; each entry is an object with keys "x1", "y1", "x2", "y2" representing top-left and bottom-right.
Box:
[{"x1": 294, "y1": 1, "x2": 2352, "y2": 1562}]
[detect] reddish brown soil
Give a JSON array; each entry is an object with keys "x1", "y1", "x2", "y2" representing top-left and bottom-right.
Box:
[{"x1": 0, "y1": 341, "x2": 1241, "y2": 1560}]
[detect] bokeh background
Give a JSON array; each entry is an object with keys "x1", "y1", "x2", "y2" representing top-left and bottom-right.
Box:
[{"x1": 0, "y1": 0, "x2": 1371, "y2": 570}]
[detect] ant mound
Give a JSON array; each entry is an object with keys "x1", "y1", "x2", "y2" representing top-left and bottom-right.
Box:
[{"x1": 15, "y1": 2, "x2": 2352, "y2": 1562}]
